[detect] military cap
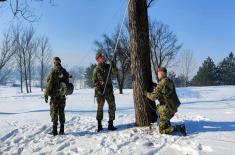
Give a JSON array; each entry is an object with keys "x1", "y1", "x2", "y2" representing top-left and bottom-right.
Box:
[
  {"x1": 158, "y1": 67, "x2": 167, "y2": 73},
  {"x1": 96, "y1": 52, "x2": 104, "y2": 60},
  {"x1": 53, "y1": 57, "x2": 61, "y2": 63}
]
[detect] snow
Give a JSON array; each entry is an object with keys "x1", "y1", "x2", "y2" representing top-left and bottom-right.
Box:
[{"x1": 0, "y1": 86, "x2": 235, "y2": 155}]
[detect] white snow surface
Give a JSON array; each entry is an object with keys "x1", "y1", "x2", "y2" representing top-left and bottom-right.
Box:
[{"x1": 0, "y1": 86, "x2": 235, "y2": 155}]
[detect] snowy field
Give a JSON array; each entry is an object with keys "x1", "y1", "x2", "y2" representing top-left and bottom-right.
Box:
[{"x1": 0, "y1": 86, "x2": 235, "y2": 155}]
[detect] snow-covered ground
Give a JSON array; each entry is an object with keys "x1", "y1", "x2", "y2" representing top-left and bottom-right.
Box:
[{"x1": 0, "y1": 86, "x2": 235, "y2": 155}]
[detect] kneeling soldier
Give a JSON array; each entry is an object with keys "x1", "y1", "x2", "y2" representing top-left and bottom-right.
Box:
[{"x1": 145, "y1": 67, "x2": 186, "y2": 136}]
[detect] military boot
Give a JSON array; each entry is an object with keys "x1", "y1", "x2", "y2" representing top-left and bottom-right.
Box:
[
  {"x1": 97, "y1": 120, "x2": 103, "y2": 132},
  {"x1": 108, "y1": 120, "x2": 117, "y2": 131},
  {"x1": 59, "y1": 124, "x2": 64, "y2": 135},
  {"x1": 175, "y1": 124, "x2": 187, "y2": 136},
  {"x1": 50, "y1": 123, "x2": 58, "y2": 136}
]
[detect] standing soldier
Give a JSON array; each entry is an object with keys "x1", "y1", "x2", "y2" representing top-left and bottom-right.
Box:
[
  {"x1": 44, "y1": 57, "x2": 69, "y2": 136},
  {"x1": 93, "y1": 52, "x2": 118, "y2": 132},
  {"x1": 145, "y1": 67, "x2": 186, "y2": 136}
]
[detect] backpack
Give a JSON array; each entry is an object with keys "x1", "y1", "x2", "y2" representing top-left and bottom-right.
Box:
[
  {"x1": 57, "y1": 68, "x2": 74, "y2": 96},
  {"x1": 47, "y1": 67, "x2": 74, "y2": 97}
]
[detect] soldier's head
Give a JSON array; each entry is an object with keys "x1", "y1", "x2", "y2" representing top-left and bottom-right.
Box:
[
  {"x1": 157, "y1": 67, "x2": 167, "y2": 80},
  {"x1": 53, "y1": 57, "x2": 61, "y2": 66},
  {"x1": 96, "y1": 52, "x2": 106, "y2": 64}
]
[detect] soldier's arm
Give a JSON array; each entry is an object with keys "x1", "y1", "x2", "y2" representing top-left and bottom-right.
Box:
[
  {"x1": 145, "y1": 80, "x2": 166, "y2": 101},
  {"x1": 44, "y1": 71, "x2": 53, "y2": 97},
  {"x1": 93, "y1": 68, "x2": 104, "y2": 96}
]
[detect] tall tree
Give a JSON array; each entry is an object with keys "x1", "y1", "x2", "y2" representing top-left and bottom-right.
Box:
[
  {"x1": 192, "y1": 57, "x2": 217, "y2": 86},
  {"x1": 0, "y1": 30, "x2": 16, "y2": 71},
  {"x1": 37, "y1": 36, "x2": 52, "y2": 91},
  {"x1": 85, "y1": 64, "x2": 96, "y2": 88},
  {"x1": 217, "y1": 52, "x2": 235, "y2": 85},
  {"x1": 179, "y1": 49, "x2": 196, "y2": 86},
  {"x1": 0, "y1": 30, "x2": 16, "y2": 84},
  {"x1": 13, "y1": 26, "x2": 24, "y2": 93},
  {"x1": 129, "y1": 0, "x2": 157, "y2": 126}
]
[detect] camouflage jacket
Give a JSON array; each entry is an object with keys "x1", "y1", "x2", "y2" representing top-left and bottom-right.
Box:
[
  {"x1": 145, "y1": 77, "x2": 181, "y2": 114},
  {"x1": 45, "y1": 64, "x2": 69, "y2": 97},
  {"x1": 93, "y1": 63, "x2": 118, "y2": 97}
]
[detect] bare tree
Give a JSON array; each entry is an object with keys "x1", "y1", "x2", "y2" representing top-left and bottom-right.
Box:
[
  {"x1": 0, "y1": 30, "x2": 16, "y2": 84},
  {"x1": 116, "y1": 30, "x2": 131, "y2": 94},
  {"x1": 37, "y1": 36, "x2": 51, "y2": 91},
  {"x1": 147, "y1": 0, "x2": 156, "y2": 8},
  {"x1": 12, "y1": 26, "x2": 24, "y2": 92},
  {"x1": 129, "y1": 0, "x2": 157, "y2": 126},
  {"x1": 149, "y1": 21, "x2": 182, "y2": 79},
  {"x1": 94, "y1": 28, "x2": 131, "y2": 94},
  {"x1": 0, "y1": 31, "x2": 16, "y2": 70},
  {"x1": 0, "y1": 0, "x2": 55, "y2": 22},
  {"x1": 27, "y1": 38, "x2": 38, "y2": 92},
  {"x1": 14, "y1": 26, "x2": 36, "y2": 93},
  {"x1": 179, "y1": 49, "x2": 196, "y2": 86}
]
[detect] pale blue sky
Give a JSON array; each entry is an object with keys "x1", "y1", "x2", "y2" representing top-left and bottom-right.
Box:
[{"x1": 0, "y1": 0, "x2": 235, "y2": 68}]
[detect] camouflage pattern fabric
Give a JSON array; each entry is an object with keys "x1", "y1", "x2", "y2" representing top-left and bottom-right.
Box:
[
  {"x1": 96, "y1": 94, "x2": 116, "y2": 121},
  {"x1": 50, "y1": 96, "x2": 66, "y2": 124},
  {"x1": 145, "y1": 76, "x2": 181, "y2": 135},
  {"x1": 45, "y1": 64, "x2": 69, "y2": 125},
  {"x1": 157, "y1": 105, "x2": 175, "y2": 134},
  {"x1": 93, "y1": 63, "x2": 118, "y2": 121}
]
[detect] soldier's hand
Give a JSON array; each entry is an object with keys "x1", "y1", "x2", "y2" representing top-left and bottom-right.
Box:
[
  {"x1": 152, "y1": 82, "x2": 157, "y2": 87},
  {"x1": 45, "y1": 96, "x2": 48, "y2": 103}
]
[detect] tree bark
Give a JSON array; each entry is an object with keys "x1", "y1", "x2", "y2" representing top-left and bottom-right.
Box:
[{"x1": 128, "y1": 0, "x2": 157, "y2": 126}]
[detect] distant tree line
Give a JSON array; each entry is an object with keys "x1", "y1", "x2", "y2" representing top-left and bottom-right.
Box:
[{"x1": 191, "y1": 52, "x2": 235, "y2": 86}]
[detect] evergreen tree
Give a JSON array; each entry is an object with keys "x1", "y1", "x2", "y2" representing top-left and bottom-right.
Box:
[
  {"x1": 84, "y1": 64, "x2": 96, "y2": 88},
  {"x1": 192, "y1": 57, "x2": 217, "y2": 86},
  {"x1": 217, "y1": 52, "x2": 235, "y2": 85}
]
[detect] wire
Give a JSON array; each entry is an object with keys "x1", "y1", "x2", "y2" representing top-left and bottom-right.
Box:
[{"x1": 102, "y1": 0, "x2": 130, "y2": 95}]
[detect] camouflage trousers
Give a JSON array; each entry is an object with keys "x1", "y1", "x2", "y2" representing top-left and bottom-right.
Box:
[
  {"x1": 157, "y1": 104, "x2": 176, "y2": 134},
  {"x1": 50, "y1": 96, "x2": 66, "y2": 125},
  {"x1": 96, "y1": 94, "x2": 116, "y2": 121}
]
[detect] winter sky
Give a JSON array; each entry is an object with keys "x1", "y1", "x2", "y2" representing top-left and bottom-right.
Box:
[{"x1": 0, "y1": 0, "x2": 235, "y2": 69}]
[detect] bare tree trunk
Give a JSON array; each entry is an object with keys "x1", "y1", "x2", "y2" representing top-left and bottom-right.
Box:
[
  {"x1": 40, "y1": 55, "x2": 44, "y2": 91},
  {"x1": 20, "y1": 55, "x2": 23, "y2": 93},
  {"x1": 28, "y1": 53, "x2": 32, "y2": 93},
  {"x1": 116, "y1": 73, "x2": 124, "y2": 94},
  {"x1": 38, "y1": 36, "x2": 51, "y2": 92},
  {"x1": 129, "y1": 0, "x2": 157, "y2": 126},
  {"x1": 23, "y1": 51, "x2": 29, "y2": 93}
]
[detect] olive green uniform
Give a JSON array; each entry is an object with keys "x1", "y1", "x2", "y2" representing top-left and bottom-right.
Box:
[
  {"x1": 45, "y1": 64, "x2": 69, "y2": 125},
  {"x1": 93, "y1": 63, "x2": 118, "y2": 121},
  {"x1": 145, "y1": 77, "x2": 181, "y2": 134}
]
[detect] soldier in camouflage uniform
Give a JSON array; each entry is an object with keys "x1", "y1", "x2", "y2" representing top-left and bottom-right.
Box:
[
  {"x1": 145, "y1": 67, "x2": 186, "y2": 136},
  {"x1": 44, "y1": 57, "x2": 69, "y2": 136},
  {"x1": 93, "y1": 52, "x2": 118, "y2": 132}
]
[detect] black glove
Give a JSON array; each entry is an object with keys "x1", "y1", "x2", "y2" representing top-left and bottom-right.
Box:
[
  {"x1": 45, "y1": 96, "x2": 48, "y2": 103},
  {"x1": 152, "y1": 82, "x2": 157, "y2": 87}
]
